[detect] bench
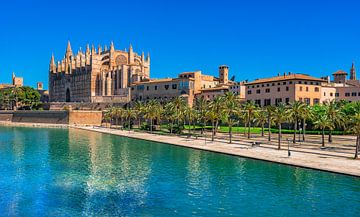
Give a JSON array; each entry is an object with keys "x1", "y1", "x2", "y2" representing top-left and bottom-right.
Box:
[{"x1": 251, "y1": 142, "x2": 261, "y2": 147}]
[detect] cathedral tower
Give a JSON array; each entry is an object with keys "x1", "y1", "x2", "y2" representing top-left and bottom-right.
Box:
[
  {"x1": 350, "y1": 62, "x2": 356, "y2": 80},
  {"x1": 219, "y1": 65, "x2": 229, "y2": 84}
]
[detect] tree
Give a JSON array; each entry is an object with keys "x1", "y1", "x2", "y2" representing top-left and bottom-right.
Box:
[
  {"x1": 205, "y1": 110, "x2": 218, "y2": 141},
  {"x1": 134, "y1": 101, "x2": 145, "y2": 129},
  {"x1": 209, "y1": 96, "x2": 225, "y2": 136},
  {"x1": 313, "y1": 105, "x2": 332, "y2": 147},
  {"x1": 222, "y1": 92, "x2": 239, "y2": 143},
  {"x1": 243, "y1": 101, "x2": 257, "y2": 139},
  {"x1": 265, "y1": 106, "x2": 275, "y2": 141},
  {"x1": 287, "y1": 101, "x2": 306, "y2": 143},
  {"x1": 325, "y1": 101, "x2": 344, "y2": 143},
  {"x1": 184, "y1": 106, "x2": 197, "y2": 136},
  {"x1": 164, "y1": 102, "x2": 177, "y2": 134},
  {"x1": 195, "y1": 97, "x2": 209, "y2": 134},
  {"x1": 124, "y1": 108, "x2": 136, "y2": 131},
  {"x1": 299, "y1": 104, "x2": 312, "y2": 142},
  {"x1": 347, "y1": 112, "x2": 360, "y2": 159},
  {"x1": 255, "y1": 109, "x2": 267, "y2": 137},
  {"x1": 273, "y1": 103, "x2": 288, "y2": 150}
]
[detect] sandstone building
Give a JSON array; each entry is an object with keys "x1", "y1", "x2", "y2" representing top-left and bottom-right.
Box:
[
  {"x1": 49, "y1": 41, "x2": 150, "y2": 103},
  {"x1": 245, "y1": 73, "x2": 331, "y2": 106}
]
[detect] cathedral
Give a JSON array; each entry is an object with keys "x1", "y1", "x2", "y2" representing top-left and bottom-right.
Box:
[{"x1": 49, "y1": 41, "x2": 150, "y2": 103}]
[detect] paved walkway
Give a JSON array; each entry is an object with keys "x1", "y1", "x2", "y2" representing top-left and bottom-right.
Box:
[{"x1": 74, "y1": 126, "x2": 360, "y2": 177}]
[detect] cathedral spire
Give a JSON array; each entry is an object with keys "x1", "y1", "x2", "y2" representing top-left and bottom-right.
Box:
[
  {"x1": 110, "y1": 41, "x2": 115, "y2": 51},
  {"x1": 66, "y1": 40, "x2": 72, "y2": 58},
  {"x1": 129, "y1": 43, "x2": 133, "y2": 52},
  {"x1": 146, "y1": 52, "x2": 150, "y2": 62},
  {"x1": 50, "y1": 53, "x2": 55, "y2": 72},
  {"x1": 91, "y1": 44, "x2": 95, "y2": 54},
  {"x1": 86, "y1": 44, "x2": 90, "y2": 54},
  {"x1": 350, "y1": 62, "x2": 356, "y2": 80}
]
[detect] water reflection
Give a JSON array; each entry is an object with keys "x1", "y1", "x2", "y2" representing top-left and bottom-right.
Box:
[{"x1": 0, "y1": 126, "x2": 359, "y2": 217}]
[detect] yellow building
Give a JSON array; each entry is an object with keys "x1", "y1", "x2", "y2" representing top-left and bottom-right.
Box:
[{"x1": 245, "y1": 73, "x2": 329, "y2": 106}]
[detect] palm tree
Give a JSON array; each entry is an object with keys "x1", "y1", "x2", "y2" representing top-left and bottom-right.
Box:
[
  {"x1": 265, "y1": 106, "x2": 275, "y2": 141},
  {"x1": 222, "y1": 92, "x2": 239, "y2": 143},
  {"x1": 273, "y1": 103, "x2": 288, "y2": 150},
  {"x1": 313, "y1": 113, "x2": 332, "y2": 147},
  {"x1": 103, "y1": 109, "x2": 112, "y2": 128},
  {"x1": 255, "y1": 109, "x2": 267, "y2": 137},
  {"x1": 184, "y1": 106, "x2": 197, "y2": 136},
  {"x1": 124, "y1": 108, "x2": 136, "y2": 131},
  {"x1": 243, "y1": 100, "x2": 257, "y2": 139},
  {"x1": 287, "y1": 101, "x2": 305, "y2": 143},
  {"x1": 195, "y1": 96, "x2": 209, "y2": 134},
  {"x1": 348, "y1": 111, "x2": 360, "y2": 159},
  {"x1": 164, "y1": 102, "x2": 176, "y2": 134},
  {"x1": 143, "y1": 100, "x2": 159, "y2": 133},
  {"x1": 134, "y1": 101, "x2": 145, "y2": 129},
  {"x1": 299, "y1": 104, "x2": 311, "y2": 142},
  {"x1": 209, "y1": 96, "x2": 225, "y2": 136},
  {"x1": 206, "y1": 110, "x2": 218, "y2": 141},
  {"x1": 325, "y1": 101, "x2": 344, "y2": 143}
]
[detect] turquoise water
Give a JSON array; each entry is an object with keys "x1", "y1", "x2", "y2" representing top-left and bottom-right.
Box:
[{"x1": 0, "y1": 127, "x2": 359, "y2": 217}]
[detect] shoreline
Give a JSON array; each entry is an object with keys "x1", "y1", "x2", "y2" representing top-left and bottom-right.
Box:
[
  {"x1": 1, "y1": 121, "x2": 359, "y2": 177},
  {"x1": 72, "y1": 126, "x2": 360, "y2": 178}
]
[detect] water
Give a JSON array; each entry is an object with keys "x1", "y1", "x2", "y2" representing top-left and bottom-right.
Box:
[{"x1": 0, "y1": 126, "x2": 359, "y2": 217}]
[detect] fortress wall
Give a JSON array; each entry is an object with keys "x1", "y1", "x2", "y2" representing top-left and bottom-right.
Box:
[
  {"x1": 68, "y1": 111, "x2": 102, "y2": 126},
  {"x1": 0, "y1": 110, "x2": 103, "y2": 126},
  {"x1": 11, "y1": 111, "x2": 69, "y2": 124},
  {"x1": 0, "y1": 111, "x2": 14, "y2": 121}
]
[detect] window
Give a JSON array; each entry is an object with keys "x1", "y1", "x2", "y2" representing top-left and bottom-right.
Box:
[
  {"x1": 262, "y1": 84, "x2": 264, "y2": 87},
  {"x1": 154, "y1": 85, "x2": 158, "y2": 90},
  {"x1": 315, "y1": 87, "x2": 319, "y2": 92},
  {"x1": 300, "y1": 87, "x2": 303, "y2": 91},
  {"x1": 345, "y1": 92, "x2": 350, "y2": 97},
  {"x1": 275, "y1": 98, "x2": 282, "y2": 106},
  {"x1": 304, "y1": 82, "x2": 308, "y2": 84},
  {"x1": 306, "y1": 87, "x2": 309, "y2": 92},
  {"x1": 335, "y1": 93, "x2": 339, "y2": 97},
  {"x1": 257, "y1": 85, "x2": 260, "y2": 88},
  {"x1": 330, "y1": 93, "x2": 333, "y2": 97},
  {"x1": 172, "y1": 84, "x2": 177, "y2": 89},
  {"x1": 313, "y1": 98, "x2": 320, "y2": 104},
  {"x1": 299, "y1": 81, "x2": 302, "y2": 84},
  {"x1": 277, "y1": 82, "x2": 281, "y2": 85},
  {"x1": 267, "y1": 84, "x2": 270, "y2": 87},
  {"x1": 283, "y1": 82, "x2": 286, "y2": 85},
  {"x1": 247, "y1": 90, "x2": 252, "y2": 94},
  {"x1": 264, "y1": 99, "x2": 271, "y2": 106},
  {"x1": 255, "y1": 99, "x2": 261, "y2": 106},
  {"x1": 286, "y1": 86, "x2": 289, "y2": 91},
  {"x1": 146, "y1": 86, "x2": 149, "y2": 91},
  {"x1": 285, "y1": 98, "x2": 290, "y2": 104},
  {"x1": 165, "y1": 85, "x2": 169, "y2": 90},
  {"x1": 299, "y1": 97, "x2": 303, "y2": 102},
  {"x1": 352, "y1": 92, "x2": 357, "y2": 96},
  {"x1": 277, "y1": 87, "x2": 281, "y2": 92},
  {"x1": 265, "y1": 88, "x2": 270, "y2": 93},
  {"x1": 272, "y1": 83, "x2": 275, "y2": 86},
  {"x1": 310, "y1": 82, "x2": 313, "y2": 85},
  {"x1": 304, "y1": 98, "x2": 310, "y2": 105},
  {"x1": 256, "y1": 89, "x2": 261, "y2": 94}
]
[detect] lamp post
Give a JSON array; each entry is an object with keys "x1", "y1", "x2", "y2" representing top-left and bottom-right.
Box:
[{"x1": 287, "y1": 138, "x2": 291, "y2": 157}]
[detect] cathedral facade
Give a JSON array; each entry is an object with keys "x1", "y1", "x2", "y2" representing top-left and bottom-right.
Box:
[{"x1": 49, "y1": 41, "x2": 150, "y2": 103}]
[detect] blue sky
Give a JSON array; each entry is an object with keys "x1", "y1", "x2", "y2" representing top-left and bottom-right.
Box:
[{"x1": 0, "y1": 0, "x2": 359, "y2": 89}]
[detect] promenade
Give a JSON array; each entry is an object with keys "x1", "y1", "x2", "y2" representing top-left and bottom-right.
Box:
[{"x1": 74, "y1": 125, "x2": 360, "y2": 177}]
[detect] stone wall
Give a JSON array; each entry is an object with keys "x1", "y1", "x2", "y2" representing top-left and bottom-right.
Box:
[
  {"x1": 0, "y1": 110, "x2": 103, "y2": 126},
  {"x1": 68, "y1": 111, "x2": 102, "y2": 125}
]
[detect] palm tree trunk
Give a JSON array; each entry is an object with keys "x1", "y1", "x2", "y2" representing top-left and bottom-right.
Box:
[
  {"x1": 215, "y1": 120, "x2": 219, "y2": 136},
  {"x1": 328, "y1": 131, "x2": 333, "y2": 143},
  {"x1": 322, "y1": 129, "x2": 325, "y2": 147},
  {"x1": 229, "y1": 124, "x2": 233, "y2": 144},
  {"x1": 170, "y1": 120, "x2": 173, "y2": 134},
  {"x1": 278, "y1": 123, "x2": 282, "y2": 150},
  {"x1": 354, "y1": 135, "x2": 359, "y2": 159},
  {"x1": 150, "y1": 119, "x2": 153, "y2": 133},
  {"x1": 268, "y1": 117, "x2": 271, "y2": 141},
  {"x1": 188, "y1": 120, "x2": 191, "y2": 135},
  {"x1": 247, "y1": 115, "x2": 251, "y2": 139},
  {"x1": 128, "y1": 118, "x2": 131, "y2": 132},
  {"x1": 354, "y1": 135, "x2": 358, "y2": 158},
  {"x1": 302, "y1": 118, "x2": 306, "y2": 142},
  {"x1": 211, "y1": 121, "x2": 215, "y2": 141},
  {"x1": 261, "y1": 124, "x2": 264, "y2": 137},
  {"x1": 293, "y1": 119, "x2": 297, "y2": 143},
  {"x1": 138, "y1": 118, "x2": 141, "y2": 129},
  {"x1": 244, "y1": 121, "x2": 247, "y2": 137}
]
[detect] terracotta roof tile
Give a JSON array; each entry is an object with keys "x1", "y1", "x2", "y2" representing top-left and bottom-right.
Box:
[{"x1": 245, "y1": 74, "x2": 325, "y2": 85}]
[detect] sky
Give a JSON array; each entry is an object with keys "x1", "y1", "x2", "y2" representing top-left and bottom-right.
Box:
[{"x1": 0, "y1": 0, "x2": 359, "y2": 89}]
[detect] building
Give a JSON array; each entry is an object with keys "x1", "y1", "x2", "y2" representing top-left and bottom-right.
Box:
[
  {"x1": 327, "y1": 63, "x2": 360, "y2": 102},
  {"x1": 0, "y1": 72, "x2": 24, "y2": 90},
  {"x1": 245, "y1": 72, "x2": 328, "y2": 106},
  {"x1": 131, "y1": 65, "x2": 240, "y2": 106},
  {"x1": 49, "y1": 41, "x2": 150, "y2": 103}
]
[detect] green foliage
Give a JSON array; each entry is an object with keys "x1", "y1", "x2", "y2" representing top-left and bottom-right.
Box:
[{"x1": 0, "y1": 86, "x2": 42, "y2": 110}]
